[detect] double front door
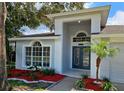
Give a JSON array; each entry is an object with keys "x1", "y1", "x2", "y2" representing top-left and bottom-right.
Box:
[{"x1": 72, "y1": 46, "x2": 90, "y2": 69}]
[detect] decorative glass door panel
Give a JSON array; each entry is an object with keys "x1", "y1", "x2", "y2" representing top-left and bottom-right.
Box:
[
  {"x1": 72, "y1": 46, "x2": 90, "y2": 69},
  {"x1": 82, "y1": 47, "x2": 90, "y2": 69},
  {"x1": 73, "y1": 47, "x2": 80, "y2": 67}
]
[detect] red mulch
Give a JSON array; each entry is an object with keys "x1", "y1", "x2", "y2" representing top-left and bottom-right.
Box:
[
  {"x1": 83, "y1": 78, "x2": 103, "y2": 91},
  {"x1": 7, "y1": 69, "x2": 64, "y2": 82}
]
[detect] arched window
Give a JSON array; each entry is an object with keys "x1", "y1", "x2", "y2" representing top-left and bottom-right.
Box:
[
  {"x1": 77, "y1": 32, "x2": 86, "y2": 37},
  {"x1": 73, "y1": 32, "x2": 90, "y2": 42},
  {"x1": 33, "y1": 41, "x2": 42, "y2": 46},
  {"x1": 25, "y1": 41, "x2": 50, "y2": 68}
]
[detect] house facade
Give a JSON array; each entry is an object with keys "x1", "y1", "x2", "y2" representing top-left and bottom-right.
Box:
[{"x1": 9, "y1": 6, "x2": 124, "y2": 83}]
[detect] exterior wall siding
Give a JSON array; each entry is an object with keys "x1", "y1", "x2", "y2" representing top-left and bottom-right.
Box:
[
  {"x1": 109, "y1": 43, "x2": 124, "y2": 83},
  {"x1": 90, "y1": 39, "x2": 124, "y2": 83}
]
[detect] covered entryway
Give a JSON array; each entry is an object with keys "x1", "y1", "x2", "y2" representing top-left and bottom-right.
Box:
[
  {"x1": 72, "y1": 46, "x2": 90, "y2": 69},
  {"x1": 62, "y1": 20, "x2": 91, "y2": 77}
]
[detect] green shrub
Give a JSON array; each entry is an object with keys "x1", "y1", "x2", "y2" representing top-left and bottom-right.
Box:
[
  {"x1": 103, "y1": 77, "x2": 110, "y2": 82},
  {"x1": 27, "y1": 66, "x2": 40, "y2": 72},
  {"x1": 81, "y1": 74, "x2": 88, "y2": 79},
  {"x1": 102, "y1": 81, "x2": 118, "y2": 91},
  {"x1": 42, "y1": 68, "x2": 55, "y2": 75},
  {"x1": 74, "y1": 79, "x2": 84, "y2": 90}
]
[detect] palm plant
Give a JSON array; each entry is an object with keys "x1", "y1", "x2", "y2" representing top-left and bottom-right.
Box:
[{"x1": 91, "y1": 39, "x2": 119, "y2": 82}]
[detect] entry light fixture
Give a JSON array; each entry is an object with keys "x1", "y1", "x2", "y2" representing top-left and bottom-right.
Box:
[{"x1": 78, "y1": 20, "x2": 81, "y2": 23}]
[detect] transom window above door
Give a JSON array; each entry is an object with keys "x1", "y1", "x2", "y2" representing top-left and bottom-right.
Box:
[
  {"x1": 25, "y1": 41, "x2": 50, "y2": 68},
  {"x1": 73, "y1": 32, "x2": 90, "y2": 42}
]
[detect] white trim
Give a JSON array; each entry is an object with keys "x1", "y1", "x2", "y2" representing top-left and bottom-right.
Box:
[
  {"x1": 22, "y1": 45, "x2": 32, "y2": 68},
  {"x1": 8, "y1": 36, "x2": 60, "y2": 41},
  {"x1": 74, "y1": 31, "x2": 89, "y2": 37},
  {"x1": 22, "y1": 45, "x2": 25, "y2": 67},
  {"x1": 47, "y1": 5, "x2": 110, "y2": 19},
  {"x1": 43, "y1": 45, "x2": 52, "y2": 68},
  {"x1": 91, "y1": 34, "x2": 124, "y2": 38},
  {"x1": 47, "y1": 6, "x2": 110, "y2": 27},
  {"x1": 22, "y1": 41, "x2": 52, "y2": 69},
  {"x1": 29, "y1": 40, "x2": 43, "y2": 46}
]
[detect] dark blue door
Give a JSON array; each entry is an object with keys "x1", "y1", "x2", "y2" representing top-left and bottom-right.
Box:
[{"x1": 72, "y1": 46, "x2": 90, "y2": 69}]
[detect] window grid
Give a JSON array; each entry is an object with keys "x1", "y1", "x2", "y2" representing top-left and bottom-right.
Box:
[
  {"x1": 25, "y1": 47, "x2": 32, "y2": 66},
  {"x1": 25, "y1": 44, "x2": 50, "y2": 68},
  {"x1": 43, "y1": 47, "x2": 50, "y2": 67},
  {"x1": 73, "y1": 32, "x2": 90, "y2": 42}
]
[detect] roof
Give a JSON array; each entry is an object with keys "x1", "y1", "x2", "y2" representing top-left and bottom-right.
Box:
[
  {"x1": 9, "y1": 25, "x2": 124, "y2": 41},
  {"x1": 101, "y1": 25, "x2": 124, "y2": 34},
  {"x1": 47, "y1": 5, "x2": 111, "y2": 27},
  {"x1": 9, "y1": 32, "x2": 60, "y2": 41},
  {"x1": 92, "y1": 25, "x2": 124, "y2": 38},
  {"x1": 21, "y1": 32, "x2": 59, "y2": 37}
]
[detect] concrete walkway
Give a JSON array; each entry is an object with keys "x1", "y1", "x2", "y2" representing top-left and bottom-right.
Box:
[
  {"x1": 48, "y1": 77, "x2": 78, "y2": 91},
  {"x1": 113, "y1": 82, "x2": 124, "y2": 91},
  {"x1": 47, "y1": 76, "x2": 124, "y2": 91}
]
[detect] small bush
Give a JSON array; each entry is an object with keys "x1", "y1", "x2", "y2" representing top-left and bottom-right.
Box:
[
  {"x1": 27, "y1": 66, "x2": 40, "y2": 71},
  {"x1": 103, "y1": 77, "x2": 110, "y2": 82},
  {"x1": 42, "y1": 68, "x2": 55, "y2": 75},
  {"x1": 81, "y1": 74, "x2": 88, "y2": 79},
  {"x1": 74, "y1": 79, "x2": 84, "y2": 90},
  {"x1": 102, "y1": 81, "x2": 118, "y2": 91}
]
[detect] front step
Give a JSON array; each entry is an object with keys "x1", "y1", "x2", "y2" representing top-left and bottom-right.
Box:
[{"x1": 62, "y1": 69, "x2": 90, "y2": 78}]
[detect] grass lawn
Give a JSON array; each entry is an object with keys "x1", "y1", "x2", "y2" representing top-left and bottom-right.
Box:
[{"x1": 8, "y1": 80, "x2": 53, "y2": 91}]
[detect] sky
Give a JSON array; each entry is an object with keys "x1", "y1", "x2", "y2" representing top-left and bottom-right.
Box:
[{"x1": 22, "y1": 2, "x2": 124, "y2": 35}]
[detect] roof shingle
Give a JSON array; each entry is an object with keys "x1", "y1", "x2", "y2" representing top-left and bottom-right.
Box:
[{"x1": 101, "y1": 25, "x2": 124, "y2": 34}]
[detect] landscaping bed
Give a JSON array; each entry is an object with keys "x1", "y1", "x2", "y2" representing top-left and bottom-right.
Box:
[
  {"x1": 84, "y1": 78, "x2": 103, "y2": 91},
  {"x1": 7, "y1": 69, "x2": 65, "y2": 83},
  {"x1": 74, "y1": 77, "x2": 118, "y2": 91},
  {"x1": 8, "y1": 80, "x2": 52, "y2": 91}
]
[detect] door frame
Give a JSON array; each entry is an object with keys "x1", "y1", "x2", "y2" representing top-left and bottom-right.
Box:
[{"x1": 72, "y1": 46, "x2": 90, "y2": 70}]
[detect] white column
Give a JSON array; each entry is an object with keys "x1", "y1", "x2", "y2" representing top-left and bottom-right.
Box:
[
  {"x1": 99, "y1": 57, "x2": 110, "y2": 79},
  {"x1": 54, "y1": 19, "x2": 63, "y2": 74},
  {"x1": 90, "y1": 14, "x2": 101, "y2": 78},
  {"x1": 90, "y1": 38, "x2": 97, "y2": 78},
  {"x1": 91, "y1": 14, "x2": 101, "y2": 34}
]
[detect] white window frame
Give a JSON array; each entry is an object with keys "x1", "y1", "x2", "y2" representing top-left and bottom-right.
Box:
[
  {"x1": 22, "y1": 42, "x2": 52, "y2": 69},
  {"x1": 42, "y1": 45, "x2": 52, "y2": 68}
]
